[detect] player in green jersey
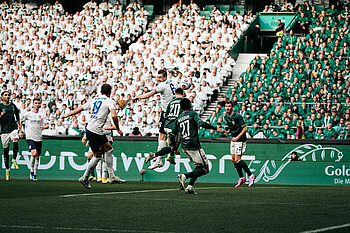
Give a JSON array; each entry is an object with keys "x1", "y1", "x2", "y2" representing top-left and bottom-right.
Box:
[
  {"x1": 145, "y1": 88, "x2": 184, "y2": 166},
  {"x1": 224, "y1": 100, "x2": 255, "y2": 187},
  {"x1": 0, "y1": 91, "x2": 22, "y2": 180},
  {"x1": 171, "y1": 98, "x2": 225, "y2": 194}
]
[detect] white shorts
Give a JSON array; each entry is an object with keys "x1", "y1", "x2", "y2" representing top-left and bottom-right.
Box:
[
  {"x1": 1, "y1": 130, "x2": 19, "y2": 148},
  {"x1": 165, "y1": 128, "x2": 180, "y2": 149},
  {"x1": 182, "y1": 148, "x2": 208, "y2": 166},
  {"x1": 230, "y1": 141, "x2": 247, "y2": 155}
]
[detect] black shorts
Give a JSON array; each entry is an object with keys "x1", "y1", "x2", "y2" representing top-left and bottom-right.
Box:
[
  {"x1": 26, "y1": 140, "x2": 42, "y2": 155},
  {"x1": 159, "y1": 111, "x2": 166, "y2": 134},
  {"x1": 86, "y1": 129, "x2": 108, "y2": 153}
]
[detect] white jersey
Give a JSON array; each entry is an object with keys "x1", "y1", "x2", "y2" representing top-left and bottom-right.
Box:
[
  {"x1": 155, "y1": 79, "x2": 176, "y2": 110},
  {"x1": 22, "y1": 111, "x2": 46, "y2": 141},
  {"x1": 83, "y1": 95, "x2": 116, "y2": 135}
]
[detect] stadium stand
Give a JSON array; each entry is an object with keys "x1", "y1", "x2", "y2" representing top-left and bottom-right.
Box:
[
  {"x1": 1, "y1": 0, "x2": 349, "y2": 140},
  {"x1": 0, "y1": 0, "x2": 255, "y2": 138},
  {"x1": 203, "y1": 2, "x2": 350, "y2": 140}
]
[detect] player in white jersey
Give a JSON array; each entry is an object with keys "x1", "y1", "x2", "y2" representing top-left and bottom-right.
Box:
[
  {"x1": 83, "y1": 114, "x2": 115, "y2": 183},
  {"x1": 20, "y1": 98, "x2": 48, "y2": 181},
  {"x1": 63, "y1": 84, "x2": 124, "y2": 189},
  {"x1": 135, "y1": 69, "x2": 176, "y2": 169}
]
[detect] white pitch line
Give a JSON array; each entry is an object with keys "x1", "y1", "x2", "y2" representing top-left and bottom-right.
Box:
[
  {"x1": 60, "y1": 188, "x2": 180, "y2": 198},
  {"x1": 60, "y1": 186, "x2": 234, "y2": 198},
  {"x1": 0, "y1": 224, "x2": 175, "y2": 233},
  {"x1": 60, "y1": 185, "x2": 321, "y2": 198},
  {"x1": 300, "y1": 223, "x2": 350, "y2": 233}
]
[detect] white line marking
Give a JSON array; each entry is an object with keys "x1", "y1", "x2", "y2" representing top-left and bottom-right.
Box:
[
  {"x1": 60, "y1": 188, "x2": 180, "y2": 198},
  {"x1": 60, "y1": 185, "x2": 336, "y2": 198},
  {"x1": 300, "y1": 223, "x2": 350, "y2": 233},
  {"x1": 61, "y1": 186, "x2": 236, "y2": 198},
  {"x1": 0, "y1": 224, "x2": 175, "y2": 233},
  {"x1": 60, "y1": 185, "x2": 331, "y2": 198}
]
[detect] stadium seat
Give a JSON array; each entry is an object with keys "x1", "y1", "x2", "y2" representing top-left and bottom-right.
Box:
[
  {"x1": 148, "y1": 10, "x2": 153, "y2": 20},
  {"x1": 144, "y1": 5, "x2": 154, "y2": 13},
  {"x1": 234, "y1": 5, "x2": 245, "y2": 14},
  {"x1": 109, "y1": 0, "x2": 117, "y2": 5},
  {"x1": 205, "y1": 5, "x2": 215, "y2": 12},
  {"x1": 200, "y1": 10, "x2": 211, "y2": 19},
  {"x1": 315, "y1": 4, "x2": 324, "y2": 12},
  {"x1": 229, "y1": 10, "x2": 236, "y2": 16},
  {"x1": 220, "y1": 5, "x2": 230, "y2": 13}
]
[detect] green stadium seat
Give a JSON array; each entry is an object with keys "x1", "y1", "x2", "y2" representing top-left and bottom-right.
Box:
[
  {"x1": 315, "y1": 4, "x2": 324, "y2": 12},
  {"x1": 144, "y1": 5, "x2": 154, "y2": 13},
  {"x1": 220, "y1": 4, "x2": 230, "y2": 13},
  {"x1": 234, "y1": 5, "x2": 245, "y2": 14},
  {"x1": 229, "y1": 10, "x2": 235, "y2": 16},
  {"x1": 147, "y1": 11, "x2": 153, "y2": 20},
  {"x1": 200, "y1": 10, "x2": 211, "y2": 19},
  {"x1": 205, "y1": 5, "x2": 215, "y2": 12},
  {"x1": 109, "y1": 0, "x2": 117, "y2": 5}
]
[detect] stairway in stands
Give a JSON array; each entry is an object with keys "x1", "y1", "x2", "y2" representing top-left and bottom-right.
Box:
[{"x1": 201, "y1": 53, "x2": 266, "y2": 120}]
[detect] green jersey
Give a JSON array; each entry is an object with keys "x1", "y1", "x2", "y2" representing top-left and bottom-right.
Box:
[
  {"x1": 323, "y1": 128, "x2": 337, "y2": 139},
  {"x1": 164, "y1": 97, "x2": 183, "y2": 130},
  {"x1": 224, "y1": 112, "x2": 247, "y2": 142},
  {"x1": 0, "y1": 102, "x2": 20, "y2": 134},
  {"x1": 171, "y1": 111, "x2": 216, "y2": 150}
]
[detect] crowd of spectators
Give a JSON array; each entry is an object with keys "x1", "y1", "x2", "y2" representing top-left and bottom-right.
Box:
[
  {"x1": 204, "y1": 1, "x2": 350, "y2": 140},
  {"x1": 3, "y1": 0, "x2": 347, "y2": 140},
  {"x1": 0, "y1": 0, "x2": 252, "y2": 137}
]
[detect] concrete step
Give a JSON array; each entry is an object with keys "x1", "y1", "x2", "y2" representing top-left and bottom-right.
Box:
[{"x1": 200, "y1": 53, "x2": 266, "y2": 120}]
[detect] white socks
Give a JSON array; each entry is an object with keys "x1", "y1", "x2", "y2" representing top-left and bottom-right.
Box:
[
  {"x1": 30, "y1": 156, "x2": 35, "y2": 172},
  {"x1": 96, "y1": 160, "x2": 102, "y2": 178},
  {"x1": 156, "y1": 140, "x2": 167, "y2": 164},
  {"x1": 34, "y1": 158, "x2": 39, "y2": 175},
  {"x1": 83, "y1": 156, "x2": 101, "y2": 179},
  {"x1": 157, "y1": 140, "x2": 167, "y2": 151},
  {"x1": 102, "y1": 162, "x2": 108, "y2": 179},
  {"x1": 30, "y1": 156, "x2": 39, "y2": 175},
  {"x1": 105, "y1": 149, "x2": 115, "y2": 178}
]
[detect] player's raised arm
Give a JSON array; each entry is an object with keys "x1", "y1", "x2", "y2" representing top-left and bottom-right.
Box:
[
  {"x1": 135, "y1": 90, "x2": 157, "y2": 101},
  {"x1": 195, "y1": 113, "x2": 225, "y2": 133},
  {"x1": 62, "y1": 106, "x2": 84, "y2": 119}
]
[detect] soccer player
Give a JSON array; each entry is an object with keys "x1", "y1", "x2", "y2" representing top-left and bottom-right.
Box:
[
  {"x1": 224, "y1": 100, "x2": 255, "y2": 187},
  {"x1": 171, "y1": 98, "x2": 225, "y2": 194},
  {"x1": 135, "y1": 69, "x2": 176, "y2": 170},
  {"x1": 82, "y1": 114, "x2": 116, "y2": 183},
  {"x1": 21, "y1": 98, "x2": 48, "y2": 181},
  {"x1": 62, "y1": 84, "x2": 125, "y2": 189},
  {"x1": 145, "y1": 87, "x2": 184, "y2": 166},
  {"x1": 0, "y1": 91, "x2": 22, "y2": 180}
]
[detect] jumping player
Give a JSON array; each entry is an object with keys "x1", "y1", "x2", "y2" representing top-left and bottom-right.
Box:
[
  {"x1": 135, "y1": 69, "x2": 176, "y2": 169},
  {"x1": 145, "y1": 87, "x2": 184, "y2": 165}
]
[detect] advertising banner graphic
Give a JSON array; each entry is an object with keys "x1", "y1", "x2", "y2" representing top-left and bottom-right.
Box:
[{"x1": 1, "y1": 139, "x2": 349, "y2": 186}]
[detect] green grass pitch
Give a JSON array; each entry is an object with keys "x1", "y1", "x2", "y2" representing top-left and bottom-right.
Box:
[{"x1": 0, "y1": 180, "x2": 349, "y2": 233}]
